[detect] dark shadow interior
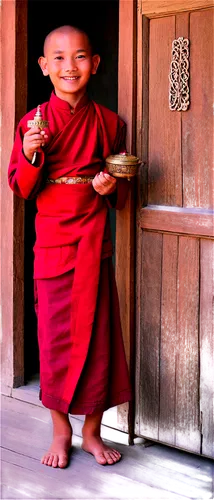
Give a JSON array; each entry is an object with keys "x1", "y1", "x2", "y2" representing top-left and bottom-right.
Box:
[{"x1": 25, "y1": 0, "x2": 119, "y2": 381}]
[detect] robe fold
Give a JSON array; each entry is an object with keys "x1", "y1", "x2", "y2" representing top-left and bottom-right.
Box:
[{"x1": 8, "y1": 92, "x2": 132, "y2": 414}]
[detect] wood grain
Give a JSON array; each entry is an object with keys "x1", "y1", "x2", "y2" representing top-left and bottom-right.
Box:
[
  {"x1": 175, "y1": 237, "x2": 201, "y2": 452},
  {"x1": 138, "y1": 232, "x2": 162, "y2": 439},
  {"x1": 182, "y1": 9, "x2": 214, "y2": 209},
  {"x1": 2, "y1": 395, "x2": 214, "y2": 497},
  {"x1": 1, "y1": 0, "x2": 16, "y2": 390},
  {"x1": 148, "y1": 16, "x2": 182, "y2": 206},
  {"x1": 200, "y1": 239, "x2": 214, "y2": 458},
  {"x1": 175, "y1": 11, "x2": 189, "y2": 38},
  {"x1": 140, "y1": 206, "x2": 214, "y2": 238},
  {"x1": 136, "y1": 14, "x2": 149, "y2": 206},
  {"x1": 135, "y1": 9, "x2": 150, "y2": 437},
  {"x1": 136, "y1": 4, "x2": 214, "y2": 458},
  {"x1": 116, "y1": 0, "x2": 137, "y2": 433},
  {"x1": 159, "y1": 235, "x2": 178, "y2": 444},
  {"x1": 141, "y1": 0, "x2": 214, "y2": 18},
  {"x1": 1, "y1": 0, "x2": 27, "y2": 389}
]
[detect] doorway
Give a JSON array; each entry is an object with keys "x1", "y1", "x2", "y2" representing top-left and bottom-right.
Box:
[{"x1": 25, "y1": 0, "x2": 120, "y2": 382}]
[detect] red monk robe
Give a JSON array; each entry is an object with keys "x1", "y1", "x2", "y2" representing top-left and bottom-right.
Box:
[{"x1": 8, "y1": 92, "x2": 132, "y2": 414}]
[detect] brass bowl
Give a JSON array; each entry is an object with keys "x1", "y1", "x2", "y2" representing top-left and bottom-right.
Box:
[{"x1": 105, "y1": 152, "x2": 140, "y2": 180}]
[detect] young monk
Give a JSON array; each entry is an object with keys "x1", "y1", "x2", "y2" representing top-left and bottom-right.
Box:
[{"x1": 8, "y1": 25, "x2": 132, "y2": 468}]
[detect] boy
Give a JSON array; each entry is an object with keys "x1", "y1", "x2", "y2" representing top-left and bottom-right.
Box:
[{"x1": 8, "y1": 25, "x2": 132, "y2": 468}]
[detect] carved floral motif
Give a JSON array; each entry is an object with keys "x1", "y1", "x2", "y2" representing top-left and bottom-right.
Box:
[{"x1": 169, "y1": 37, "x2": 190, "y2": 111}]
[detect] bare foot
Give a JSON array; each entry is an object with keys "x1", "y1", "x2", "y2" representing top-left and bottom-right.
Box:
[
  {"x1": 41, "y1": 434, "x2": 72, "y2": 468},
  {"x1": 82, "y1": 435, "x2": 121, "y2": 465},
  {"x1": 41, "y1": 410, "x2": 72, "y2": 468}
]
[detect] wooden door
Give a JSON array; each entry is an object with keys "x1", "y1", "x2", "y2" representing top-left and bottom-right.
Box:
[{"x1": 135, "y1": 1, "x2": 214, "y2": 458}]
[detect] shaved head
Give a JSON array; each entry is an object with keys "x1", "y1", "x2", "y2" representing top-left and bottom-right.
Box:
[
  {"x1": 43, "y1": 25, "x2": 92, "y2": 56},
  {"x1": 39, "y1": 24, "x2": 100, "y2": 104}
]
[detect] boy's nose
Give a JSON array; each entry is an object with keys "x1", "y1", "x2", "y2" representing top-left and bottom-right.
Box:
[{"x1": 65, "y1": 60, "x2": 77, "y2": 72}]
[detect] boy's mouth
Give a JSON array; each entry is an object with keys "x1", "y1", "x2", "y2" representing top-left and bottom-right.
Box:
[{"x1": 62, "y1": 76, "x2": 80, "y2": 81}]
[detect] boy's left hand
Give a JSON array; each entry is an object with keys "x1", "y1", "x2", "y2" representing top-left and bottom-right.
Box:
[{"x1": 92, "y1": 171, "x2": 117, "y2": 195}]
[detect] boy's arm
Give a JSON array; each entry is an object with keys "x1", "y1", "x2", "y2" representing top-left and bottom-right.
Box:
[
  {"x1": 8, "y1": 122, "x2": 45, "y2": 200},
  {"x1": 106, "y1": 121, "x2": 130, "y2": 210}
]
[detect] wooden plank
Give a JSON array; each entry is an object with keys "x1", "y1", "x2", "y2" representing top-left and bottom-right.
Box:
[
  {"x1": 135, "y1": 8, "x2": 149, "y2": 437},
  {"x1": 148, "y1": 16, "x2": 182, "y2": 207},
  {"x1": 116, "y1": 0, "x2": 137, "y2": 433},
  {"x1": 175, "y1": 11, "x2": 189, "y2": 38},
  {"x1": 2, "y1": 448, "x2": 108, "y2": 499},
  {"x1": 140, "y1": 206, "x2": 214, "y2": 238},
  {"x1": 136, "y1": 11, "x2": 149, "y2": 206},
  {"x1": 175, "y1": 237, "x2": 201, "y2": 452},
  {"x1": 2, "y1": 450, "x2": 186, "y2": 500},
  {"x1": 1, "y1": 0, "x2": 16, "y2": 392},
  {"x1": 1, "y1": 484, "x2": 27, "y2": 500},
  {"x1": 2, "y1": 396, "x2": 214, "y2": 498},
  {"x1": 159, "y1": 235, "x2": 178, "y2": 444},
  {"x1": 1, "y1": 447, "x2": 209, "y2": 500},
  {"x1": 138, "y1": 232, "x2": 162, "y2": 439},
  {"x1": 3, "y1": 393, "x2": 130, "y2": 446},
  {"x1": 12, "y1": 0, "x2": 28, "y2": 387},
  {"x1": 141, "y1": 0, "x2": 214, "y2": 18},
  {"x1": 1, "y1": 0, "x2": 27, "y2": 390},
  {"x1": 200, "y1": 240, "x2": 214, "y2": 458},
  {"x1": 182, "y1": 8, "x2": 214, "y2": 209},
  {"x1": 1, "y1": 385, "x2": 12, "y2": 397}
]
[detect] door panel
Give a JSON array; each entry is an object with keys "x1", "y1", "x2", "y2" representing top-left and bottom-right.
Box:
[
  {"x1": 176, "y1": 237, "x2": 200, "y2": 451},
  {"x1": 148, "y1": 16, "x2": 182, "y2": 206},
  {"x1": 138, "y1": 231, "x2": 162, "y2": 439},
  {"x1": 135, "y1": 6, "x2": 214, "y2": 457},
  {"x1": 182, "y1": 9, "x2": 213, "y2": 208},
  {"x1": 200, "y1": 240, "x2": 214, "y2": 457}
]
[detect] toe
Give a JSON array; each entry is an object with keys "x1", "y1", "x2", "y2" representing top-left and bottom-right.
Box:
[
  {"x1": 112, "y1": 450, "x2": 121, "y2": 460},
  {"x1": 52, "y1": 454, "x2": 59, "y2": 468},
  {"x1": 58, "y1": 454, "x2": 68, "y2": 468},
  {"x1": 110, "y1": 452, "x2": 118, "y2": 462},
  {"x1": 43, "y1": 454, "x2": 50, "y2": 466},
  {"x1": 47, "y1": 454, "x2": 54, "y2": 466},
  {"x1": 95, "y1": 453, "x2": 107, "y2": 465},
  {"x1": 104, "y1": 452, "x2": 114, "y2": 465},
  {"x1": 112, "y1": 448, "x2": 121, "y2": 456}
]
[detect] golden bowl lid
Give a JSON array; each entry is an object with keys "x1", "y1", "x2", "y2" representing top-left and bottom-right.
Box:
[{"x1": 105, "y1": 152, "x2": 140, "y2": 165}]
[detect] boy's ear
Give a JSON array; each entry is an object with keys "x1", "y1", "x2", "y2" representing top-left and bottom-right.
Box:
[
  {"x1": 91, "y1": 55, "x2": 100, "y2": 75},
  {"x1": 38, "y1": 56, "x2": 49, "y2": 76}
]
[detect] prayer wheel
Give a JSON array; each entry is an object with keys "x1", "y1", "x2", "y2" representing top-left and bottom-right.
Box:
[
  {"x1": 105, "y1": 152, "x2": 140, "y2": 180},
  {"x1": 27, "y1": 105, "x2": 49, "y2": 164}
]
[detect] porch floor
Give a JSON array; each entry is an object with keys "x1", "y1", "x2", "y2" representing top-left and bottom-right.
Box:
[{"x1": 1, "y1": 395, "x2": 214, "y2": 500}]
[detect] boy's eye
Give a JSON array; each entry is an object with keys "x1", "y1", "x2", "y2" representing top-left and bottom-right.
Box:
[
  {"x1": 55, "y1": 56, "x2": 63, "y2": 60},
  {"x1": 76, "y1": 55, "x2": 86, "y2": 59}
]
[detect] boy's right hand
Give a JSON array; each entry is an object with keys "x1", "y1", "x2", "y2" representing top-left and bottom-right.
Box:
[{"x1": 23, "y1": 127, "x2": 48, "y2": 162}]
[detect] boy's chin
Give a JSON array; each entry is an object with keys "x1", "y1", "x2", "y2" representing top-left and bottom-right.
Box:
[{"x1": 57, "y1": 84, "x2": 88, "y2": 96}]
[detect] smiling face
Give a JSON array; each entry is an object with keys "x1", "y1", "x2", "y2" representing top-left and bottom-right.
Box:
[{"x1": 38, "y1": 28, "x2": 100, "y2": 105}]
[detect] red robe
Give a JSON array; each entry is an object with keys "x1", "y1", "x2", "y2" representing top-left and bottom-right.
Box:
[{"x1": 8, "y1": 92, "x2": 132, "y2": 414}]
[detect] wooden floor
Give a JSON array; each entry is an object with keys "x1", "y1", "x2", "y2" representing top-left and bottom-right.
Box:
[{"x1": 1, "y1": 395, "x2": 214, "y2": 500}]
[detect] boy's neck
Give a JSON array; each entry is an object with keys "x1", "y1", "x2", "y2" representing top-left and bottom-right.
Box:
[{"x1": 54, "y1": 89, "x2": 87, "y2": 110}]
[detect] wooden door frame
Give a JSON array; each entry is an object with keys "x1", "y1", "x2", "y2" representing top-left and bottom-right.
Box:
[
  {"x1": 139, "y1": 0, "x2": 213, "y2": 18},
  {"x1": 1, "y1": 0, "x2": 27, "y2": 393},
  {"x1": 116, "y1": 0, "x2": 137, "y2": 435}
]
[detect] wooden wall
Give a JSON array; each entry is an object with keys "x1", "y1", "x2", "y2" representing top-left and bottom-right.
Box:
[
  {"x1": 116, "y1": 0, "x2": 137, "y2": 436},
  {"x1": 1, "y1": 0, "x2": 27, "y2": 391},
  {"x1": 135, "y1": 6, "x2": 214, "y2": 458}
]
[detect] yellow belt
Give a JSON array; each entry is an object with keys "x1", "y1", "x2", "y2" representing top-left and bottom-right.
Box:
[{"x1": 46, "y1": 176, "x2": 94, "y2": 185}]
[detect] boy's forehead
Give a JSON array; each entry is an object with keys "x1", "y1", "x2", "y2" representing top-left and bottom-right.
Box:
[{"x1": 44, "y1": 30, "x2": 91, "y2": 55}]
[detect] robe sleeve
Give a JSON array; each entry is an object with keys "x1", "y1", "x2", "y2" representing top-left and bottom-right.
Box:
[
  {"x1": 8, "y1": 121, "x2": 45, "y2": 200},
  {"x1": 106, "y1": 120, "x2": 130, "y2": 210}
]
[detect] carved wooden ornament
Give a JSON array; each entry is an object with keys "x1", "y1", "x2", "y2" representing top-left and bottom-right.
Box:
[{"x1": 169, "y1": 37, "x2": 190, "y2": 111}]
